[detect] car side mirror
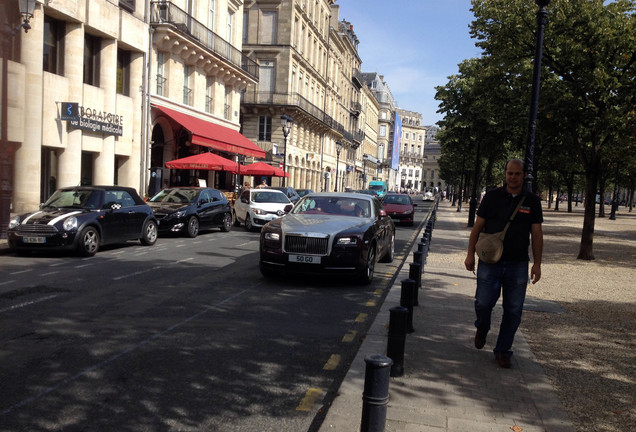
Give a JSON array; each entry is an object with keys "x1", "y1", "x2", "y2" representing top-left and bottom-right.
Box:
[{"x1": 284, "y1": 204, "x2": 294, "y2": 213}]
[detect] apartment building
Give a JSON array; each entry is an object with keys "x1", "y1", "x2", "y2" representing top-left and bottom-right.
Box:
[
  {"x1": 240, "y1": 0, "x2": 368, "y2": 192},
  {"x1": 396, "y1": 108, "x2": 426, "y2": 192},
  {"x1": 360, "y1": 72, "x2": 397, "y2": 190},
  {"x1": 422, "y1": 126, "x2": 446, "y2": 193}
]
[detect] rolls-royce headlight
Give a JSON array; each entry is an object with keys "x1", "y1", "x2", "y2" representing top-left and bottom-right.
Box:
[
  {"x1": 337, "y1": 237, "x2": 358, "y2": 245},
  {"x1": 253, "y1": 208, "x2": 266, "y2": 215},
  {"x1": 264, "y1": 232, "x2": 280, "y2": 241},
  {"x1": 63, "y1": 217, "x2": 78, "y2": 231},
  {"x1": 8, "y1": 216, "x2": 20, "y2": 230}
]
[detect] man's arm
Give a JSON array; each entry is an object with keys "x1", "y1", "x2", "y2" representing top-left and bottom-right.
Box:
[
  {"x1": 465, "y1": 216, "x2": 486, "y2": 272},
  {"x1": 530, "y1": 223, "x2": 543, "y2": 284}
]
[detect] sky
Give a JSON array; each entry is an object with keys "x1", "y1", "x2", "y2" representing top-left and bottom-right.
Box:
[{"x1": 335, "y1": 0, "x2": 483, "y2": 126}]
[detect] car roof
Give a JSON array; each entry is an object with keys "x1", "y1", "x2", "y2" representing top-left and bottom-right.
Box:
[
  {"x1": 250, "y1": 188, "x2": 286, "y2": 195},
  {"x1": 304, "y1": 192, "x2": 376, "y2": 201},
  {"x1": 59, "y1": 185, "x2": 137, "y2": 192}
]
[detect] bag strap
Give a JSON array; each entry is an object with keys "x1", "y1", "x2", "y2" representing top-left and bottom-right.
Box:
[{"x1": 501, "y1": 196, "x2": 526, "y2": 235}]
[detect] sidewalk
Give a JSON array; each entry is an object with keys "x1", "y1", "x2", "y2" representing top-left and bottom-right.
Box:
[{"x1": 319, "y1": 201, "x2": 575, "y2": 432}]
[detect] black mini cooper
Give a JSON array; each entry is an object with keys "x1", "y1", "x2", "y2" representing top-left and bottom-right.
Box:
[{"x1": 8, "y1": 186, "x2": 158, "y2": 257}]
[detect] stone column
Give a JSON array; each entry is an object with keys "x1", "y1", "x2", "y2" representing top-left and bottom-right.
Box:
[
  {"x1": 93, "y1": 39, "x2": 116, "y2": 185},
  {"x1": 57, "y1": 22, "x2": 83, "y2": 188}
]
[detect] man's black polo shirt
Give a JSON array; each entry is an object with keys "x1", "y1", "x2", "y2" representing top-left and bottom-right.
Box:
[{"x1": 476, "y1": 186, "x2": 543, "y2": 262}]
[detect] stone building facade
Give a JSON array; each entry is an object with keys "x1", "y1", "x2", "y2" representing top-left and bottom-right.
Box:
[{"x1": 396, "y1": 108, "x2": 426, "y2": 192}]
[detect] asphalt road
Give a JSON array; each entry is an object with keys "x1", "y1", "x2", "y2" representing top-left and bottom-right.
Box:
[{"x1": 0, "y1": 200, "x2": 433, "y2": 432}]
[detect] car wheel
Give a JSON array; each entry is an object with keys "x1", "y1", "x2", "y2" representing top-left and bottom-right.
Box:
[
  {"x1": 221, "y1": 213, "x2": 233, "y2": 232},
  {"x1": 77, "y1": 226, "x2": 100, "y2": 257},
  {"x1": 233, "y1": 210, "x2": 240, "y2": 226},
  {"x1": 260, "y1": 262, "x2": 279, "y2": 278},
  {"x1": 379, "y1": 235, "x2": 394, "y2": 263},
  {"x1": 358, "y1": 245, "x2": 376, "y2": 285},
  {"x1": 141, "y1": 220, "x2": 158, "y2": 245},
  {"x1": 186, "y1": 216, "x2": 199, "y2": 238},
  {"x1": 245, "y1": 215, "x2": 254, "y2": 231}
]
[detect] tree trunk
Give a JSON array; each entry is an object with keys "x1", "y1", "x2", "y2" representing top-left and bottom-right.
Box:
[
  {"x1": 578, "y1": 158, "x2": 601, "y2": 260},
  {"x1": 566, "y1": 173, "x2": 574, "y2": 212}
]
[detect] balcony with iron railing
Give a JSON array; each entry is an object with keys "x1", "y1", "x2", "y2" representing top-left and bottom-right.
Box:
[
  {"x1": 352, "y1": 67, "x2": 363, "y2": 88},
  {"x1": 150, "y1": 1, "x2": 258, "y2": 81}
]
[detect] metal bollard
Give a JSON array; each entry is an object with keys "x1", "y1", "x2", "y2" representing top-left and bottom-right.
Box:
[
  {"x1": 409, "y1": 262, "x2": 421, "y2": 306},
  {"x1": 400, "y1": 278, "x2": 416, "y2": 333},
  {"x1": 417, "y1": 241, "x2": 425, "y2": 253},
  {"x1": 387, "y1": 306, "x2": 409, "y2": 377},
  {"x1": 361, "y1": 354, "x2": 393, "y2": 432}
]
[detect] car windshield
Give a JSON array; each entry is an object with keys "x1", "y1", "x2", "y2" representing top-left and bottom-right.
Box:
[
  {"x1": 383, "y1": 195, "x2": 411, "y2": 205},
  {"x1": 252, "y1": 191, "x2": 289, "y2": 203},
  {"x1": 43, "y1": 189, "x2": 100, "y2": 209},
  {"x1": 150, "y1": 189, "x2": 198, "y2": 204},
  {"x1": 369, "y1": 185, "x2": 384, "y2": 191},
  {"x1": 293, "y1": 197, "x2": 371, "y2": 218}
]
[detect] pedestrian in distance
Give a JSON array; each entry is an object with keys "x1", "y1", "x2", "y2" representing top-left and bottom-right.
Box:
[
  {"x1": 257, "y1": 179, "x2": 268, "y2": 189},
  {"x1": 464, "y1": 158, "x2": 544, "y2": 369}
]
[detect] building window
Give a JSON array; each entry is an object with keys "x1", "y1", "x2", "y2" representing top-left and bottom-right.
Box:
[
  {"x1": 415, "y1": 170, "x2": 420, "y2": 177},
  {"x1": 84, "y1": 34, "x2": 101, "y2": 86},
  {"x1": 119, "y1": 0, "x2": 135, "y2": 12},
  {"x1": 242, "y1": 10, "x2": 248, "y2": 43},
  {"x1": 260, "y1": 11, "x2": 277, "y2": 44},
  {"x1": 379, "y1": 125, "x2": 386, "y2": 137},
  {"x1": 258, "y1": 116, "x2": 272, "y2": 141},
  {"x1": 205, "y1": 76, "x2": 214, "y2": 113},
  {"x1": 431, "y1": 170, "x2": 435, "y2": 179},
  {"x1": 183, "y1": 66, "x2": 192, "y2": 105},
  {"x1": 43, "y1": 15, "x2": 65, "y2": 75},
  {"x1": 156, "y1": 52, "x2": 166, "y2": 96},
  {"x1": 208, "y1": 0, "x2": 215, "y2": 31},
  {"x1": 116, "y1": 49, "x2": 130, "y2": 96},
  {"x1": 224, "y1": 87, "x2": 232, "y2": 120}
]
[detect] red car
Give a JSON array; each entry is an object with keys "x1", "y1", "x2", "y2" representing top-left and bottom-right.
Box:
[{"x1": 382, "y1": 193, "x2": 417, "y2": 226}]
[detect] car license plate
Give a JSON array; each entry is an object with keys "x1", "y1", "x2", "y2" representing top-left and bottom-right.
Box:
[
  {"x1": 391, "y1": 218, "x2": 401, "y2": 222},
  {"x1": 23, "y1": 236, "x2": 46, "y2": 244},
  {"x1": 289, "y1": 254, "x2": 321, "y2": 264}
]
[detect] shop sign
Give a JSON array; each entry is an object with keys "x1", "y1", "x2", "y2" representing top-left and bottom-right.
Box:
[{"x1": 62, "y1": 102, "x2": 124, "y2": 137}]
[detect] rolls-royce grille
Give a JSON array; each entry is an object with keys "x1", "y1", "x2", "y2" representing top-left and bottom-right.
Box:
[
  {"x1": 285, "y1": 235, "x2": 329, "y2": 255},
  {"x1": 17, "y1": 225, "x2": 58, "y2": 235}
]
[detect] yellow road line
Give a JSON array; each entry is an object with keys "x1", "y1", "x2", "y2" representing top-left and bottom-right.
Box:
[
  {"x1": 296, "y1": 388, "x2": 322, "y2": 411},
  {"x1": 355, "y1": 313, "x2": 368, "y2": 323},
  {"x1": 342, "y1": 330, "x2": 357, "y2": 343},
  {"x1": 366, "y1": 299, "x2": 376, "y2": 307},
  {"x1": 323, "y1": 354, "x2": 341, "y2": 370}
]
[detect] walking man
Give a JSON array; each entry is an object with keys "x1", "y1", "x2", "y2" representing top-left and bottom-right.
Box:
[{"x1": 464, "y1": 159, "x2": 544, "y2": 368}]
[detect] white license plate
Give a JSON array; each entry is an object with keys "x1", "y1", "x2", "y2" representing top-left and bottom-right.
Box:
[
  {"x1": 391, "y1": 218, "x2": 401, "y2": 222},
  {"x1": 289, "y1": 254, "x2": 321, "y2": 264},
  {"x1": 23, "y1": 236, "x2": 46, "y2": 244}
]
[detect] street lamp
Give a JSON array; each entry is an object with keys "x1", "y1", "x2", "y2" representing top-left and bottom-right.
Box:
[
  {"x1": 524, "y1": 0, "x2": 550, "y2": 194},
  {"x1": 334, "y1": 141, "x2": 343, "y2": 192},
  {"x1": 280, "y1": 114, "x2": 293, "y2": 187},
  {"x1": 1, "y1": 0, "x2": 37, "y2": 239}
]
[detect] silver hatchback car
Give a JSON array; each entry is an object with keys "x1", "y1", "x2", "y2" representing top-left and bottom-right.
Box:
[{"x1": 233, "y1": 188, "x2": 294, "y2": 231}]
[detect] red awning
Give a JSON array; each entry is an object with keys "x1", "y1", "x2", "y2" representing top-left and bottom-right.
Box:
[{"x1": 153, "y1": 105, "x2": 266, "y2": 158}]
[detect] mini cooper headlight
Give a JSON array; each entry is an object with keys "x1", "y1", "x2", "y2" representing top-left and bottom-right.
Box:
[
  {"x1": 264, "y1": 232, "x2": 280, "y2": 241},
  {"x1": 8, "y1": 216, "x2": 20, "y2": 230},
  {"x1": 337, "y1": 237, "x2": 358, "y2": 245},
  {"x1": 253, "y1": 208, "x2": 266, "y2": 215},
  {"x1": 63, "y1": 216, "x2": 78, "y2": 231}
]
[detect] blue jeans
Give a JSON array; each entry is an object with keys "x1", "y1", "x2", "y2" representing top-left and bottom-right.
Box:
[{"x1": 474, "y1": 260, "x2": 529, "y2": 357}]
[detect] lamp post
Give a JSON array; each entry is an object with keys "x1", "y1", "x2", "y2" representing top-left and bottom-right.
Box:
[
  {"x1": 1, "y1": 0, "x2": 36, "y2": 239},
  {"x1": 524, "y1": 0, "x2": 550, "y2": 194},
  {"x1": 280, "y1": 114, "x2": 293, "y2": 187},
  {"x1": 334, "y1": 141, "x2": 343, "y2": 192}
]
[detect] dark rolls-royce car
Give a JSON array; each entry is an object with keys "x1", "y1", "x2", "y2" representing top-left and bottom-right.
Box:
[
  {"x1": 148, "y1": 187, "x2": 233, "y2": 237},
  {"x1": 259, "y1": 193, "x2": 395, "y2": 284},
  {"x1": 8, "y1": 186, "x2": 158, "y2": 257}
]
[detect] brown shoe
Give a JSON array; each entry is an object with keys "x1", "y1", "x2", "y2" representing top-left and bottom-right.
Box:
[
  {"x1": 495, "y1": 353, "x2": 511, "y2": 369},
  {"x1": 474, "y1": 330, "x2": 487, "y2": 349}
]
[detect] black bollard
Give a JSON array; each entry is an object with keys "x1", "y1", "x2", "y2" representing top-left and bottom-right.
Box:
[
  {"x1": 413, "y1": 250, "x2": 423, "y2": 267},
  {"x1": 360, "y1": 354, "x2": 393, "y2": 432},
  {"x1": 409, "y1": 262, "x2": 421, "y2": 306},
  {"x1": 400, "y1": 278, "x2": 416, "y2": 333},
  {"x1": 387, "y1": 306, "x2": 409, "y2": 377},
  {"x1": 417, "y1": 241, "x2": 425, "y2": 253}
]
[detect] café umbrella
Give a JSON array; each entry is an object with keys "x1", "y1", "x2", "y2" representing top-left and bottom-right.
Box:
[
  {"x1": 165, "y1": 152, "x2": 238, "y2": 172},
  {"x1": 241, "y1": 161, "x2": 289, "y2": 177}
]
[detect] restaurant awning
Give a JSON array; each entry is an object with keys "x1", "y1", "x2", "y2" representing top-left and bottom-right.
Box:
[{"x1": 153, "y1": 105, "x2": 266, "y2": 158}]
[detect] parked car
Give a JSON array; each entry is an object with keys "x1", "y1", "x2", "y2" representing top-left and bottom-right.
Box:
[
  {"x1": 296, "y1": 189, "x2": 314, "y2": 198},
  {"x1": 147, "y1": 187, "x2": 233, "y2": 238},
  {"x1": 269, "y1": 186, "x2": 301, "y2": 204},
  {"x1": 7, "y1": 186, "x2": 157, "y2": 257},
  {"x1": 259, "y1": 192, "x2": 395, "y2": 284},
  {"x1": 382, "y1": 193, "x2": 417, "y2": 226},
  {"x1": 423, "y1": 191, "x2": 434, "y2": 201},
  {"x1": 233, "y1": 188, "x2": 294, "y2": 231}
]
